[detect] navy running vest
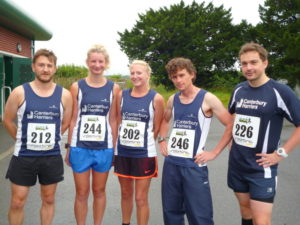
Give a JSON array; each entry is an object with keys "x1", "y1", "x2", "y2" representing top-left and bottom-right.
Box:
[
  {"x1": 116, "y1": 89, "x2": 157, "y2": 158},
  {"x1": 14, "y1": 83, "x2": 63, "y2": 156},
  {"x1": 166, "y1": 89, "x2": 211, "y2": 167},
  {"x1": 71, "y1": 79, "x2": 114, "y2": 149}
]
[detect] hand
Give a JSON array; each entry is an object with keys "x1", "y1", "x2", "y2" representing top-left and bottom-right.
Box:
[
  {"x1": 112, "y1": 155, "x2": 115, "y2": 167},
  {"x1": 64, "y1": 148, "x2": 71, "y2": 167},
  {"x1": 256, "y1": 152, "x2": 283, "y2": 168},
  {"x1": 194, "y1": 151, "x2": 217, "y2": 164},
  {"x1": 159, "y1": 141, "x2": 168, "y2": 157}
]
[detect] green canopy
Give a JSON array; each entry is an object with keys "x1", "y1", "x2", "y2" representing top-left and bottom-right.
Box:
[{"x1": 0, "y1": 0, "x2": 52, "y2": 40}]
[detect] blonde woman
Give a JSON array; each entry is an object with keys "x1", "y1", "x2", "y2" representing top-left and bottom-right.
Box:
[
  {"x1": 65, "y1": 44, "x2": 119, "y2": 225},
  {"x1": 114, "y1": 60, "x2": 164, "y2": 225}
]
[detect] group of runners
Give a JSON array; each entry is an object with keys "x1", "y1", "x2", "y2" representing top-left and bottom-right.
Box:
[{"x1": 3, "y1": 42, "x2": 300, "y2": 225}]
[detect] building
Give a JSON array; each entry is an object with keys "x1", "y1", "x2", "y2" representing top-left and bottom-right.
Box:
[{"x1": 0, "y1": 0, "x2": 52, "y2": 119}]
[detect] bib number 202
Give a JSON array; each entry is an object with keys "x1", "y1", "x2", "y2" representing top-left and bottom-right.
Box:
[{"x1": 122, "y1": 128, "x2": 140, "y2": 140}]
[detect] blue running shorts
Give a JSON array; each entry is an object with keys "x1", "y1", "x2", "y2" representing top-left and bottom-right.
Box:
[{"x1": 70, "y1": 147, "x2": 113, "y2": 173}]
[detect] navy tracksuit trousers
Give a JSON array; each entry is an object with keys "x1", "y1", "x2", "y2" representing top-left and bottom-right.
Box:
[{"x1": 161, "y1": 159, "x2": 214, "y2": 225}]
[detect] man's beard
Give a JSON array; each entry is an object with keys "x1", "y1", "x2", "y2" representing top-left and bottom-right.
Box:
[{"x1": 35, "y1": 74, "x2": 53, "y2": 83}]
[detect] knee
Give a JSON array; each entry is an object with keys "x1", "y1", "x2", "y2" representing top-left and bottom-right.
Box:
[
  {"x1": 76, "y1": 189, "x2": 90, "y2": 201},
  {"x1": 92, "y1": 187, "x2": 106, "y2": 199},
  {"x1": 121, "y1": 189, "x2": 133, "y2": 200},
  {"x1": 135, "y1": 195, "x2": 148, "y2": 208},
  {"x1": 10, "y1": 197, "x2": 26, "y2": 210},
  {"x1": 42, "y1": 194, "x2": 55, "y2": 206}
]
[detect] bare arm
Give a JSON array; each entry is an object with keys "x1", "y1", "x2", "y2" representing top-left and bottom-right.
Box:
[
  {"x1": 3, "y1": 86, "x2": 24, "y2": 140},
  {"x1": 65, "y1": 82, "x2": 79, "y2": 166},
  {"x1": 256, "y1": 126, "x2": 300, "y2": 167},
  {"x1": 115, "y1": 89, "x2": 123, "y2": 132},
  {"x1": 195, "y1": 92, "x2": 233, "y2": 164},
  {"x1": 109, "y1": 84, "x2": 121, "y2": 149},
  {"x1": 158, "y1": 95, "x2": 174, "y2": 156},
  {"x1": 280, "y1": 126, "x2": 300, "y2": 153},
  {"x1": 61, "y1": 88, "x2": 73, "y2": 135},
  {"x1": 67, "y1": 83, "x2": 79, "y2": 145},
  {"x1": 153, "y1": 93, "x2": 165, "y2": 139}
]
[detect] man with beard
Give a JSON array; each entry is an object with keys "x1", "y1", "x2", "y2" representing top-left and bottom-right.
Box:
[{"x1": 3, "y1": 49, "x2": 73, "y2": 225}]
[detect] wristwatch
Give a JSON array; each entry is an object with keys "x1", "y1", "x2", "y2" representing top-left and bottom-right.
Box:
[
  {"x1": 276, "y1": 147, "x2": 288, "y2": 158},
  {"x1": 157, "y1": 136, "x2": 168, "y2": 143},
  {"x1": 65, "y1": 143, "x2": 70, "y2": 149}
]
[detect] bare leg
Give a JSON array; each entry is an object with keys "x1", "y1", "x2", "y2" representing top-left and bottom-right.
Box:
[
  {"x1": 235, "y1": 192, "x2": 253, "y2": 220},
  {"x1": 40, "y1": 183, "x2": 58, "y2": 225},
  {"x1": 250, "y1": 199, "x2": 273, "y2": 225},
  {"x1": 8, "y1": 183, "x2": 30, "y2": 225},
  {"x1": 119, "y1": 177, "x2": 134, "y2": 224},
  {"x1": 73, "y1": 170, "x2": 91, "y2": 225},
  {"x1": 135, "y1": 178, "x2": 151, "y2": 225},
  {"x1": 235, "y1": 192, "x2": 273, "y2": 225},
  {"x1": 91, "y1": 170, "x2": 109, "y2": 225}
]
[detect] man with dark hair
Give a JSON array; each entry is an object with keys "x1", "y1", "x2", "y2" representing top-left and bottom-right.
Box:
[
  {"x1": 3, "y1": 49, "x2": 73, "y2": 225},
  {"x1": 159, "y1": 57, "x2": 233, "y2": 225},
  {"x1": 228, "y1": 42, "x2": 300, "y2": 225}
]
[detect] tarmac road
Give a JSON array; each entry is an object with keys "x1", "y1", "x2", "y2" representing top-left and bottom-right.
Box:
[{"x1": 0, "y1": 118, "x2": 299, "y2": 225}]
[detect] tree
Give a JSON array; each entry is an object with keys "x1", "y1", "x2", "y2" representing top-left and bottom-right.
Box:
[
  {"x1": 118, "y1": 1, "x2": 251, "y2": 89},
  {"x1": 257, "y1": 0, "x2": 300, "y2": 87}
]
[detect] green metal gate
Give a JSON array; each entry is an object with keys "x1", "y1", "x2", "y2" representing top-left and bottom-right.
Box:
[
  {"x1": 0, "y1": 56, "x2": 33, "y2": 120},
  {"x1": 12, "y1": 57, "x2": 33, "y2": 88}
]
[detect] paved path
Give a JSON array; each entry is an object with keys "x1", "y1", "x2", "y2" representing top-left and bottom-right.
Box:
[
  {"x1": 0, "y1": 119, "x2": 299, "y2": 225},
  {"x1": 0, "y1": 122, "x2": 14, "y2": 158}
]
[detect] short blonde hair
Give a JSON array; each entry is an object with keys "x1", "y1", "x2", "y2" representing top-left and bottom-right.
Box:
[
  {"x1": 129, "y1": 60, "x2": 152, "y2": 75},
  {"x1": 86, "y1": 44, "x2": 110, "y2": 69}
]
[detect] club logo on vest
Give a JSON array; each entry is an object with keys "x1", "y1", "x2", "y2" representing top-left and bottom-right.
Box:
[
  {"x1": 81, "y1": 104, "x2": 109, "y2": 113},
  {"x1": 82, "y1": 105, "x2": 88, "y2": 112},
  {"x1": 27, "y1": 111, "x2": 34, "y2": 119},
  {"x1": 236, "y1": 98, "x2": 267, "y2": 109},
  {"x1": 187, "y1": 113, "x2": 196, "y2": 118},
  {"x1": 138, "y1": 108, "x2": 147, "y2": 113},
  {"x1": 27, "y1": 111, "x2": 59, "y2": 120},
  {"x1": 49, "y1": 105, "x2": 57, "y2": 109},
  {"x1": 101, "y1": 98, "x2": 109, "y2": 103}
]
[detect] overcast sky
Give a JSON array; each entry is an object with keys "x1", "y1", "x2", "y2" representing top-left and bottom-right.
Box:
[{"x1": 11, "y1": 0, "x2": 265, "y2": 75}]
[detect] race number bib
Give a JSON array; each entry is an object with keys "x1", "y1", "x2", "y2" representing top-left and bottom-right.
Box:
[
  {"x1": 233, "y1": 114, "x2": 260, "y2": 148},
  {"x1": 168, "y1": 128, "x2": 195, "y2": 158},
  {"x1": 27, "y1": 123, "x2": 55, "y2": 151},
  {"x1": 80, "y1": 115, "x2": 106, "y2": 141},
  {"x1": 119, "y1": 120, "x2": 145, "y2": 147}
]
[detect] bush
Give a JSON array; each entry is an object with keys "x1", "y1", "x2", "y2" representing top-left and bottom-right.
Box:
[
  {"x1": 56, "y1": 64, "x2": 88, "y2": 78},
  {"x1": 54, "y1": 65, "x2": 130, "y2": 89},
  {"x1": 208, "y1": 71, "x2": 244, "y2": 90}
]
